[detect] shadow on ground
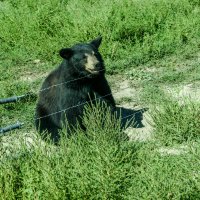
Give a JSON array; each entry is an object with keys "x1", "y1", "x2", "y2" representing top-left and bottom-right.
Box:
[{"x1": 116, "y1": 107, "x2": 149, "y2": 129}]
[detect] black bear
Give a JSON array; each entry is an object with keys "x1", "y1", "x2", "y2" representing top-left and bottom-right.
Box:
[{"x1": 35, "y1": 36, "x2": 116, "y2": 143}]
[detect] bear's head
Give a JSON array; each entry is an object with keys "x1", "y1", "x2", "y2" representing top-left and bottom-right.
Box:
[{"x1": 59, "y1": 37, "x2": 104, "y2": 77}]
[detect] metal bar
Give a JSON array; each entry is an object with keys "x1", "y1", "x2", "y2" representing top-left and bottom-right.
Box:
[
  {"x1": 0, "y1": 122, "x2": 24, "y2": 135},
  {"x1": 0, "y1": 95, "x2": 27, "y2": 104}
]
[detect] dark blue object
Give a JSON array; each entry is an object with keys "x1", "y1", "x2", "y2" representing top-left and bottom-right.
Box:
[
  {"x1": 0, "y1": 122, "x2": 24, "y2": 135},
  {"x1": 0, "y1": 95, "x2": 27, "y2": 104},
  {"x1": 0, "y1": 94, "x2": 29, "y2": 135}
]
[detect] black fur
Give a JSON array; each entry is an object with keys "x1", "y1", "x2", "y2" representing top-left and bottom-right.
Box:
[{"x1": 35, "y1": 37, "x2": 116, "y2": 143}]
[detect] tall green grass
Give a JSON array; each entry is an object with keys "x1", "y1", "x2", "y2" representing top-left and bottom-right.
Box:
[
  {"x1": 1, "y1": 105, "x2": 200, "y2": 199},
  {"x1": 1, "y1": 0, "x2": 200, "y2": 70},
  {"x1": 1, "y1": 0, "x2": 200, "y2": 199},
  {"x1": 152, "y1": 100, "x2": 200, "y2": 145},
  {"x1": 0, "y1": 106, "x2": 137, "y2": 199}
]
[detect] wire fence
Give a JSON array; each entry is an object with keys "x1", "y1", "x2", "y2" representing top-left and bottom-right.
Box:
[
  {"x1": 35, "y1": 85, "x2": 141, "y2": 121},
  {"x1": 1, "y1": 68, "x2": 147, "y2": 134},
  {"x1": 2, "y1": 61, "x2": 199, "y2": 135},
  {"x1": 39, "y1": 69, "x2": 105, "y2": 93}
]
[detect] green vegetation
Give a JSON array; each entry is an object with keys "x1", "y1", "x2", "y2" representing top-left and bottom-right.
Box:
[
  {"x1": 0, "y1": 0, "x2": 200, "y2": 199},
  {"x1": 1, "y1": 106, "x2": 200, "y2": 199},
  {"x1": 152, "y1": 101, "x2": 200, "y2": 145},
  {"x1": 1, "y1": 0, "x2": 200, "y2": 68}
]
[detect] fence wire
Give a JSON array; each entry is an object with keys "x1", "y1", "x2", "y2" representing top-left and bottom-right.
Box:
[{"x1": 1, "y1": 68, "x2": 147, "y2": 132}]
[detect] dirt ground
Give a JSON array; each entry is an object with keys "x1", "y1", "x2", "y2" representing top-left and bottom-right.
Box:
[{"x1": 1, "y1": 73, "x2": 200, "y2": 159}]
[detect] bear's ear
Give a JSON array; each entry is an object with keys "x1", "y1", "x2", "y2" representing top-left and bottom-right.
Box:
[
  {"x1": 90, "y1": 36, "x2": 102, "y2": 49},
  {"x1": 59, "y1": 48, "x2": 73, "y2": 59}
]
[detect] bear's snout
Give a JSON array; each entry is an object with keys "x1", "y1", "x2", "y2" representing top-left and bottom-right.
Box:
[{"x1": 84, "y1": 53, "x2": 102, "y2": 74}]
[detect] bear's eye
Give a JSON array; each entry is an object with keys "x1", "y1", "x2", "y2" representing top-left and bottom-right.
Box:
[{"x1": 73, "y1": 54, "x2": 86, "y2": 61}]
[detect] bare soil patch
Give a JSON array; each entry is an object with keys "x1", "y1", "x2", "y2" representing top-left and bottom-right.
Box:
[
  {"x1": 110, "y1": 75, "x2": 153, "y2": 142},
  {"x1": 163, "y1": 81, "x2": 200, "y2": 103}
]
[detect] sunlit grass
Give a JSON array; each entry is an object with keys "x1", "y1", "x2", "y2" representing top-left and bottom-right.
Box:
[{"x1": 1, "y1": 0, "x2": 200, "y2": 199}]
